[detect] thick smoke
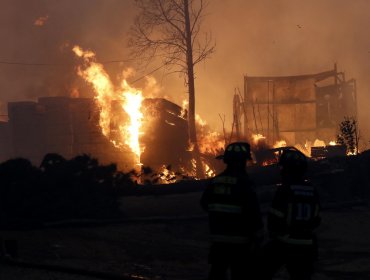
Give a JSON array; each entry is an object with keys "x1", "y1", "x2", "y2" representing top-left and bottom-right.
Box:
[
  {"x1": 0, "y1": 0, "x2": 136, "y2": 100},
  {"x1": 0, "y1": 0, "x2": 370, "y2": 146},
  {"x1": 195, "y1": 0, "x2": 370, "y2": 145}
]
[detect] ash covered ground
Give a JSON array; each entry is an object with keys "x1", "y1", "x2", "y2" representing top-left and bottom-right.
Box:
[
  {"x1": 1, "y1": 194, "x2": 370, "y2": 280},
  {"x1": 1, "y1": 152, "x2": 370, "y2": 280}
]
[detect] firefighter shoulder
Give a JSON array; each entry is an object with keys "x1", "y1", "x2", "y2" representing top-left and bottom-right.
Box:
[
  {"x1": 201, "y1": 142, "x2": 263, "y2": 244},
  {"x1": 268, "y1": 182, "x2": 321, "y2": 244},
  {"x1": 268, "y1": 149, "x2": 321, "y2": 245},
  {"x1": 201, "y1": 174, "x2": 263, "y2": 244}
]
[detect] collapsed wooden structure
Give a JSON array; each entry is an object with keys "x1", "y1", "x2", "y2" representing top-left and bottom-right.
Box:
[
  {"x1": 233, "y1": 64, "x2": 357, "y2": 146},
  {"x1": 0, "y1": 97, "x2": 189, "y2": 171}
]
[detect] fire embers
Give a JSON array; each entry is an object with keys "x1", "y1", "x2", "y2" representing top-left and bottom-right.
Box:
[
  {"x1": 250, "y1": 133, "x2": 346, "y2": 166},
  {"x1": 34, "y1": 15, "x2": 49, "y2": 26}
]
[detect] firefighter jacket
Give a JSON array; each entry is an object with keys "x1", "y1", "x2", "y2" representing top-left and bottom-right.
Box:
[
  {"x1": 268, "y1": 182, "x2": 321, "y2": 246},
  {"x1": 201, "y1": 170, "x2": 264, "y2": 244}
]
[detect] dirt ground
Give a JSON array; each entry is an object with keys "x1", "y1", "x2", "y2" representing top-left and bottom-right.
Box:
[{"x1": 1, "y1": 192, "x2": 370, "y2": 279}]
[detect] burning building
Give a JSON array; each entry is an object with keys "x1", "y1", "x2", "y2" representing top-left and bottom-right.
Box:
[
  {"x1": 0, "y1": 45, "x2": 218, "y2": 178},
  {"x1": 1, "y1": 96, "x2": 190, "y2": 172},
  {"x1": 109, "y1": 97, "x2": 191, "y2": 171},
  {"x1": 234, "y1": 64, "x2": 357, "y2": 147},
  {"x1": 140, "y1": 98, "x2": 190, "y2": 170},
  {"x1": 5, "y1": 97, "x2": 133, "y2": 168}
]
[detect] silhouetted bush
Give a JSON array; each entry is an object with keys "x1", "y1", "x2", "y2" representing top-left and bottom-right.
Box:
[
  {"x1": 0, "y1": 158, "x2": 41, "y2": 226},
  {"x1": 0, "y1": 154, "x2": 135, "y2": 227}
]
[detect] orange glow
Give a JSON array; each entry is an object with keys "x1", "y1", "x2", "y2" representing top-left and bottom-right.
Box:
[
  {"x1": 294, "y1": 143, "x2": 311, "y2": 157},
  {"x1": 273, "y1": 140, "x2": 287, "y2": 148},
  {"x1": 158, "y1": 165, "x2": 177, "y2": 183},
  {"x1": 121, "y1": 81, "x2": 144, "y2": 163},
  {"x1": 313, "y1": 139, "x2": 326, "y2": 147},
  {"x1": 181, "y1": 99, "x2": 188, "y2": 119},
  {"x1": 34, "y1": 15, "x2": 49, "y2": 26},
  {"x1": 196, "y1": 114, "x2": 224, "y2": 155},
  {"x1": 187, "y1": 142, "x2": 195, "y2": 152},
  {"x1": 300, "y1": 140, "x2": 317, "y2": 157},
  {"x1": 252, "y1": 133, "x2": 266, "y2": 143},
  {"x1": 198, "y1": 131, "x2": 224, "y2": 155},
  {"x1": 187, "y1": 158, "x2": 216, "y2": 179},
  {"x1": 73, "y1": 45, "x2": 113, "y2": 137},
  {"x1": 73, "y1": 45, "x2": 143, "y2": 164},
  {"x1": 191, "y1": 158, "x2": 197, "y2": 174},
  {"x1": 70, "y1": 88, "x2": 80, "y2": 98},
  {"x1": 262, "y1": 160, "x2": 276, "y2": 166},
  {"x1": 195, "y1": 114, "x2": 207, "y2": 127},
  {"x1": 300, "y1": 139, "x2": 340, "y2": 157},
  {"x1": 203, "y1": 162, "x2": 216, "y2": 178}
]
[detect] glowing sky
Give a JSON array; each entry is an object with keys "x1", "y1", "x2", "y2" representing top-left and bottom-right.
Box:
[{"x1": 0, "y1": 0, "x2": 369, "y2": 145}]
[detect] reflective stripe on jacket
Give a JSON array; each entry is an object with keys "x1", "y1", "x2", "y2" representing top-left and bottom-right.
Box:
[
  {"x1": 277, "y1": 235, "x2": 313, "y2": 245},
  {"x1": 268, "y1": 182, "x2": 321, "y2": 246},
  {"x1": 210, "y1": 234, "x2": 251, "y2": 244},
  {"x1": 208, "y1": 203, "x2": 242, "y2": 214},
  {"x1": 201, "y1": 172, "x2": 263, "y2": 244}
]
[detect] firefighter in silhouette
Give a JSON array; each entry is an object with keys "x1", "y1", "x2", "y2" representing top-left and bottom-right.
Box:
[
  {"x1": 201, "y1": 142, "x2": 264, "y2": 280},
  {"x1": 262, "y1": 148, "x2": 321, "y2": 280}
]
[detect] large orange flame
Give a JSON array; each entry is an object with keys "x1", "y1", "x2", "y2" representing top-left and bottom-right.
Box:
[
  {"x1": 196, "y1": 114, "x2": 224, "y2": 155},
  {"x1": 73, "y1": 46, "x2": 143, "y2": 164},
  {"x1": 273, "y1": 140, "x2": 287, "y2": 148},
  {"x1": 252, "y1": 134, "x2": 266, "y2": 144},
  {"x1": 121, "y1": 80, "x2": 143, "y2": 163}
]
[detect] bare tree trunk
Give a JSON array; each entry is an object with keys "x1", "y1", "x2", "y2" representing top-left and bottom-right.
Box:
[{"x1": 184, "y1": 0, "x2": 204, "y2": 178}]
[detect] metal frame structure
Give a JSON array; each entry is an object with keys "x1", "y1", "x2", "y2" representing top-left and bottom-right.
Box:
[{"x1": 234, "y1": 64, "x2": 357, "y2": 146}]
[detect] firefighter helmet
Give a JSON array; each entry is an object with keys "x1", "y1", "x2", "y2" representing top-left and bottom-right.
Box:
[
  {"x1": 216, "y1": 142, "x2": 252, "y2": 164},
  {"x1": 279, "y1": 148, "x2": 307, "y2": 171}
]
